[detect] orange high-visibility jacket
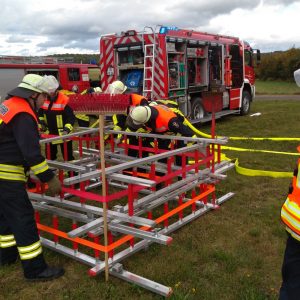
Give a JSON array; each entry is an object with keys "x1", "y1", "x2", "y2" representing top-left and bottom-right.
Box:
[
  {"x1": 0, "y1": 96, "x2": 38, "y2": 124},
  {"x1": 41, "y1": 92, "x2": 69, "y2": 111},
  {"x1": 130, "y1": 94, "x2": 148, "y2": 106},
  {"x1": 148, "y1": 105, "x2": 177, "y2": 133},
  {"x1": 281, "y1": 159, "x2": 300, "y2": 241}
]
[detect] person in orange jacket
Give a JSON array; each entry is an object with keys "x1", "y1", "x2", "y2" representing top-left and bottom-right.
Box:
[
  {"x1": 127, "y1": 104, "x2": 196, "y2": 139},
  {"x1": 38, "y1": 85, "x2": 75, "y2": 161},
  {"x1": 279, "y1": 69, "x2": 300, "y2": 300},
  {"x1": 0, "y1": 74, "x2": 64, "y2": 281},
  {"x1": 126, "y1": 104, "x2": 197, "y2": 165}
]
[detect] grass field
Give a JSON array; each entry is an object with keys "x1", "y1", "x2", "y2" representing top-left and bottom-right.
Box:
[
  {"x1": 1, "y1": 93, "x2": 300, "y2": 299},
  {"x1": 255, "y1": 80, "x2": 300, "y2": 94}
]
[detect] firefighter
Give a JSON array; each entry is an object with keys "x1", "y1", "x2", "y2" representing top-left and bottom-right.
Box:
[
  {"x1": 127, "y1": 104, "x2": 196, "y2": 142},
  {"x1": 38, "y1": 84, "x2": 75, "y2": 161},
  {"x1": 0, "y1": 74, "x2": 64, "y2": 281},
  {"x1": 105, "y1": 80, "x2": 148, "y2": 141},
  {"x1": 279, "y1": 68, "x2": 300, "y2": 300},
  {"x1": 113, "y1": 93, "x2": 149, "y2": 143},
  {"x1": 127, "y1": 104, "x2": 197, "y2": 165},
  {"x1": 105, "y1": 80, "x2": 127, "y2": 95}
]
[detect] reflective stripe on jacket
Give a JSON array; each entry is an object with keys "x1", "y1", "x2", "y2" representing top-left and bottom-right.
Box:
[
  {"x1": 41, "y1": 92, "x2": 69, "y2": 111},
  {"x1": 76, "y1": 114, "x2": 89, "y2": 122},
  {"x1": 39, "y1": 92, "x2": 74, "y2": 143},
  {"x1": 281, "y1": 160, "x2": 300, "y2": 241},
  {"x1": 0, "y1": 97, "x2": 51, "y2": 182}
]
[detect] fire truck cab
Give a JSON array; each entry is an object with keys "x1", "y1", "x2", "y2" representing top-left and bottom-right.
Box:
[
  {"x1": 100, "y1": 26, "x2": 260, "y2": 123},
  {"x1": 0, "y1": 56, "x2": 100, "y2": 101}
]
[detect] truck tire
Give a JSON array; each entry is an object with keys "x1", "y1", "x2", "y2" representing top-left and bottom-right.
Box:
[
  {"x1": 240, "y1": 91, "x2": 251, "y2": 115},
  {"x1": 191, "y1": 98, "x2": 206, "y2": 121}
]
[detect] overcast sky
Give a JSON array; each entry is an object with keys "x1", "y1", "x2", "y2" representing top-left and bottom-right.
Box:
[{"x1": 0, "y1": 0, "x2": 299, "y2": 56}]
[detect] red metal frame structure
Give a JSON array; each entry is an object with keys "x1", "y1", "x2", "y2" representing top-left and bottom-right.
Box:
[{"x1": 26, "y1": 126, "x2": 234, "y2": 296}]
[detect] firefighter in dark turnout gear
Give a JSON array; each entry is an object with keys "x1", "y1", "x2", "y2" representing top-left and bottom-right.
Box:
[
  {"x1": 0, "y1": 74, "x2": 64, "y2": 281},
  {"x1": 38, "y1": 85, "x2": 75, "y2": 161},
  {"x1": 127, "y1": 104, "x2": 197, "y2": 165},
  {"x1": 112, "y1": 93, "x2": 149, "y2": 139},
  {"x1": 112, "y1": 93, "x2": 150, "y2": 163},
  {"x1": 127, "y1": 104, "x2": 196, "y2": 139}
]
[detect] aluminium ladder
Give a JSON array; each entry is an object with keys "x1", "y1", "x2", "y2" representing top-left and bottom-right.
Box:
[{"x1": 143, "y1": 44, "x2": 155, "y2": 99}]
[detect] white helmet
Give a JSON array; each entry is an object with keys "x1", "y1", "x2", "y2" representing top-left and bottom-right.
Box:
[
  {"x1": 106, "y1": 80, "x2": 127, "y2": 94},
  {"x1": 129, "y1": 106, "x2": 151, "y2": 125},
  {"x1": 294, "y1": 69, "x2": 300, "y2": 87},
  {"x1": 93, "y1": 87, "x2": 102, "y2": 93},
  {"x1": 18, "y1": 74, "x2": 59, "y2": 95}
]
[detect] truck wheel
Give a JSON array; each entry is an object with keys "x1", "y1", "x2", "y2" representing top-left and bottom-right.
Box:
[
  {"x1": 240, "y1": 91, "x2": 251, "y2": 115},
  {"x1": 191, "y1": 98, "x2": 206, "y2": 120}
]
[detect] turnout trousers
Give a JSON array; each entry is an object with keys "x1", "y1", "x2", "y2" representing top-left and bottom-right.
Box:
[
  {"x1": 0, "y1": 180, "x2": 47, "y2": 277},
  {"x1": 279, "y1": 233, "x2": 300, "y2": 300},
  {"x1": 48, "y1": 140, "x2": 74, "y2": 161}
]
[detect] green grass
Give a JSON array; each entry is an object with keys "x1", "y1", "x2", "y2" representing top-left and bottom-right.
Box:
[
  {"x1": 256, "y1": 79, "x2": 300, "y2": 94},
  {"x1": 2, "y1": 100, "x2": 300, "y2": 299}
]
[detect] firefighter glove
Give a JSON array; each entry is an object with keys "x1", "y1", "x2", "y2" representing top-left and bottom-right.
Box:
[{"x1": 46, "y1": 176, "x2": 62, "y2": 196}]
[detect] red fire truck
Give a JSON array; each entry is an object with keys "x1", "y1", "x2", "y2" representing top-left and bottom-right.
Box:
[
  {"x1": 0, "y1": 56, "x2": 100, "y2": 100},
  {"x1": 100, "y1": 26, "x2": 260, "y2": 122}
]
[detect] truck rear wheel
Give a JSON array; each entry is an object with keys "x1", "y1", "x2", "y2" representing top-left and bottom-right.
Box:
[
  {"x1": 191, "y1": 98, "x2": 206, "y2": 121},
  {"x1": 240, "y1": 91, "x2": 251, "y2": 115}
]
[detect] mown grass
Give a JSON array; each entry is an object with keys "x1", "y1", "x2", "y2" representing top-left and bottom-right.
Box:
[
  {"x1": 255, "y1": 79, "x2": 300, "y2": 94},
  {"x1": 1, "y1": 98, "x2": 300, "y2": 300}
]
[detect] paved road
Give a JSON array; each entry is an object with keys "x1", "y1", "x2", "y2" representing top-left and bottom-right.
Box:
[{"x1": 255, "y1": 94, "x2": 300, "y2": 100}]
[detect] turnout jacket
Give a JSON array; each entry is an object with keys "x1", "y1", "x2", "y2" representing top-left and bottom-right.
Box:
[
  {"x1": 0, "y1": 97, "x2": 54, "y2": 182},
  {"x1": 38, "y1": 92, "x2": 75, "y2": 135},
  {"x1": 113, "y1": 94, "x2": 148, "y2": 131},
  {"x1": 281, "y1": 159, "x2": 300, "y2": 241},
  {"x1": 146, "y1": 105, "x2": 194, "y2": 136}
]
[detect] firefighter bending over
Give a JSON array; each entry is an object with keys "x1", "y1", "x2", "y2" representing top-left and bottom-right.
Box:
[
  {"x1": 107, "y1": 81, "x2": 150, "y2": 145},
  {"x1": 127, "y1": 104, "x2": 197, "y2": 165},
  {"x1": 0, "y1": 74, "x2": 64, "y2": 281}
]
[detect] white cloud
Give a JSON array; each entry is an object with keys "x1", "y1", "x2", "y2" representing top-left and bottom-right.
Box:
[
  {"x1": 202, "y1": 1, "x2": 300, "y2": 51},
  {"x1": 0, "y1": 0, "x2": 299, "y2": 55}
]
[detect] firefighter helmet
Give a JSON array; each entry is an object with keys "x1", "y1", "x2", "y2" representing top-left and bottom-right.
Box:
[
  {"x1": 294, "y1": 69, "x2": 300, "y2": 87},
  {"x1": 93, "y1": 87, "x2": 102, "y2": 93},
  {"x1": 129, "y1": 106, "x2": 151, "y2": 125},
  {"x1": 106, "y1": 80, "x2": 127, "y2": 94},
  {"x1": 18, "y1": 74, "x2": 59, "y2": 95}
]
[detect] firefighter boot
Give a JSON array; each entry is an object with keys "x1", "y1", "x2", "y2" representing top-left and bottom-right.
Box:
[
  {"x1": 0, "y1": 247, "x2": 18, "y2": 266},
  {"x1": 25, "y1": 266, "x2": 65, "y2": 282}
]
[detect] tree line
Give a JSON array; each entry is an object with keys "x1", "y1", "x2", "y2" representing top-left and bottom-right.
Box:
[{"x1": 256, "y1": 47, "x2": 300, "y2": 81}]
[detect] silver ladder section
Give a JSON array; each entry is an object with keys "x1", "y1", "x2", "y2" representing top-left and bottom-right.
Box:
[
  {"x1": 142, "y1": 26, "x2": 159, "y2": 99},
  {"x1": 143, "y1": 44, "x2": 155, "y2": 99}
]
